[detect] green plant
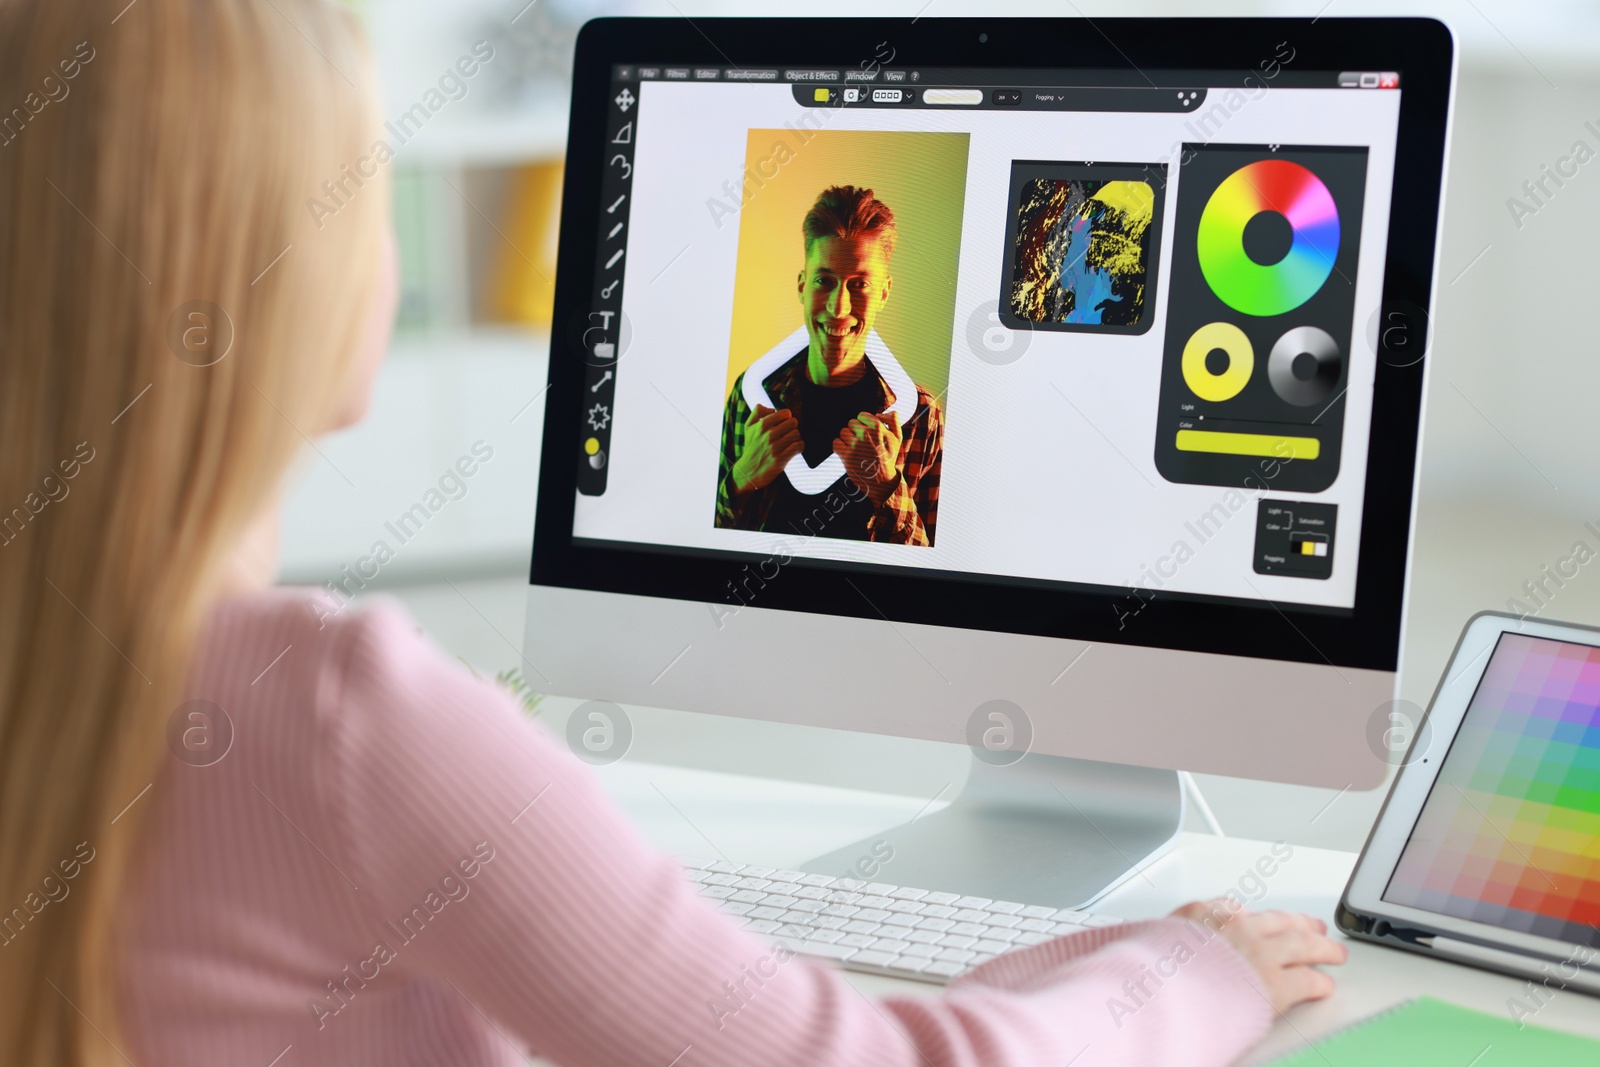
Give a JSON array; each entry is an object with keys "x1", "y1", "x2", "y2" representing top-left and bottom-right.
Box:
[
  {"x1": 495, "y1": 666, "x2": 545, "y2": 718},
  {"x1": 459, "y1": 658, "x2": 545, "y2": 718}
]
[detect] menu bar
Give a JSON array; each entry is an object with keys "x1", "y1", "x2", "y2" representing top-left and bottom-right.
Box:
[{"x1": 616, "y1": 65, "x2": 1380, "y2": 90}]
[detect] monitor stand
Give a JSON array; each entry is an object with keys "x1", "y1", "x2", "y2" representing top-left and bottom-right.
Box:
[{"x1": 802, "y1": 753, "x2": 1185, "y2": 909}]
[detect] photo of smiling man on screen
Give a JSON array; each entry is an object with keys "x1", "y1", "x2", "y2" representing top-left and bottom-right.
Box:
[{"x1": 714, "y1": 185, "x2": 944, "y2": 547}]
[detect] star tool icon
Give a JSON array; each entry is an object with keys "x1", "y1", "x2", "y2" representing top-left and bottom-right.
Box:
[{"x1": 587, "y1": 403, "x2": 611, "y2": 431}]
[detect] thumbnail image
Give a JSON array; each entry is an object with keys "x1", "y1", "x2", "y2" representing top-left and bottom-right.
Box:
[
  {"x1": 715, "y1": 129, "x2": 969, "y2": 548},
  {"x1": 1000, "y1": 161, "x2": 1166, "y2": 335}
]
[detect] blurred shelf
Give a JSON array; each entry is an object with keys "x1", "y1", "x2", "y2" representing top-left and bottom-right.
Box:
[
  {"x1": 389, "y1": 100, "x2": 569, "y2": 168},
  {"x1": 278, "y1": 326, "x2": 550, "y2": 586},
  {"x1": 389, "y1": 323, "x2": 552, "y2": 361}
]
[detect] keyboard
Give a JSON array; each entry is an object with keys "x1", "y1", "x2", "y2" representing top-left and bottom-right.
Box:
[{"x1": 683, "y1": 857, "x2": 1124, "y2": 984}]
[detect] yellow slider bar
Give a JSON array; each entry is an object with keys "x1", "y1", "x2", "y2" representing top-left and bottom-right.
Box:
[{"x1": 1175, "y1": 429, "x2": 1320, "y2": 460}]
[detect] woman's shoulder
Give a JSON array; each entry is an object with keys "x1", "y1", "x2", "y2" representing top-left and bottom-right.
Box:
[{"x1": 191, "y1": 586, "x2": 463, "y2": 732}]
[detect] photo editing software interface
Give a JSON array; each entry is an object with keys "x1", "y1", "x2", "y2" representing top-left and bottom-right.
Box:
[{"x1": 570, "y1": 61, "x2": 1404, "y2": 613}]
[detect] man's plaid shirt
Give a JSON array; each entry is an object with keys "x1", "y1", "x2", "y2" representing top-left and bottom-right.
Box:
[{"x1": 714, "y1": 350, "x2": 943, "y2": 546}]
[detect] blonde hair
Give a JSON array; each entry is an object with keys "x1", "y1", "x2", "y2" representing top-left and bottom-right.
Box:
[{"x1": 0, "y1": 1, "x2": 386, "y2": 1062}]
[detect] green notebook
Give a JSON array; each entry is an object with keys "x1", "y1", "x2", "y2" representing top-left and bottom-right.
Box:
[{"x1": 1266, "y1": 996, "x2": 1600, "y2": 1065}]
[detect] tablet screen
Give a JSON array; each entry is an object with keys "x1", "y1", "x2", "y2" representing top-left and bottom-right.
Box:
[{"x1": 1384, "y1": 632, "x2": 1600, "y2": 946}]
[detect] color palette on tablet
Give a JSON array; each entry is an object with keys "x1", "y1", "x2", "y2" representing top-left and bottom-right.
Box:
[{"x1": 1384, "y1": 633, "x2": 1600, "y2": 945}]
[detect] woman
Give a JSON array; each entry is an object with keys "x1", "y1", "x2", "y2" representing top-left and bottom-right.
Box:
[{"x1": 0, "y1": 2, "x2": 1345, "y2": 1064}]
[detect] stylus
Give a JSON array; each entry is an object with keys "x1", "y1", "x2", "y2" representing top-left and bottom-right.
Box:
[{"x1": 1419, "y1": 935, "x2": 1600, "y2": 994}]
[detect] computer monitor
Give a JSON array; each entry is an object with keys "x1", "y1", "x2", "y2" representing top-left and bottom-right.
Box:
[{"x1": 526, "y1": 16, "x2": 1456, "y2": 906}]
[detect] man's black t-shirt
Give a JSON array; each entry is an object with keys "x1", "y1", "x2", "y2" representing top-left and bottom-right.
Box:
[{"x1": 761, "y1": 366, "x2": 881, "y2": 538}]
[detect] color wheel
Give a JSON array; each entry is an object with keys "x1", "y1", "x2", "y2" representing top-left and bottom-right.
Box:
[{"x1": 1197, "y1": 159, "x2": 1340, "y2": 317}]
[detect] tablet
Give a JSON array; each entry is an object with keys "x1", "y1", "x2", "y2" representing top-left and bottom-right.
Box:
[{"x1": 1341, "y1": 612, "x2": 1600, "y2": 992}]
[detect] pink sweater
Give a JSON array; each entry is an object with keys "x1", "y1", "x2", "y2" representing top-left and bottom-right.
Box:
[{"x1": 120, "y1": 589, "x2": 1274, "y2": 1066}]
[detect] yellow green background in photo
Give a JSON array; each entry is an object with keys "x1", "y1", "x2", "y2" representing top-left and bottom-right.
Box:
[{"x1": 724, "y1": 128, "x2": 970, "y2": 399}]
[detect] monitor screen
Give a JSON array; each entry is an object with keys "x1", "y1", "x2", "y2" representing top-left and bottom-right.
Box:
[{"x1": 566, "y1": 59, "x2": 1404, "y2": 617}]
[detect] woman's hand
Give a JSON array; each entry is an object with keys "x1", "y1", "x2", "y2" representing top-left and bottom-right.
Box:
[{"x1": 1170, "y1": 899, "x2": 1348, "y2": 1013}]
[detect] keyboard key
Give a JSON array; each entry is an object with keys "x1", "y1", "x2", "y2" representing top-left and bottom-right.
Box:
[
  {"x1": 982, "y1": 927, "x2": 1020, "y2": 943},
  {"x1": 767, "y1": 869, "x2": 805, "y2": 883},
  {"x1": 1050, "y1": 922, "x2": 1085, "y2": 937},
  {"x1": 953, "y1": 908, "x2": 992, "y2": 923},
  {"x1": 872, "y1": 938, "x2": 910, "y2": 954},
  {"x1": 1018, "y1": 918, "x2": 1055, "y2": 934},
  {"x1": 793, "y1": 886, "x2": 831, "y2": 901},
  {"x1": 1014, "y1": 931, "x2": 1051, "y2": 946},
  {"x1": 730, "y1": 890, "x2": 764, "y2": 904},
  {"x1": 983, "y1": 913, "x2": 1023, "y2": 929},
  {"x1": 702, "y1": 886, "x2": 736, "y2": 900},
  {"x1": 812, "y1": 915, "x2": 850, "y2": 930},
  {"x1": 790, "y1": 899, "x2": 826, "y2": 914},
  {"x1": 935, "y1": 947, "x2": 976, "y2": 964},
  {"x1": 920, "y1": 904, "x2": 958, "y2": 919},
  {"x1": 922, "y1": 891, "x2": 962, "y2": 906},
  {"x1": 938, "y1": 934, "x2": 978, "y2": 950},
  {"x1": 747, "y1": 919, "x2": 782, "y2": 933},
  {"x1": 780, "y1": 909, "x2": 818, "y2": 925},
  {"x1": 985, "y1": 900, "x2": 1026, "y2": 915},
  {"x1": 703, "y1": 873, "x2": 739, "y2": 887},
  {"x1": 722, "y1": 902, "x2": 756, "y2": 916},
  {"x1": 856, "y1": 908, "x2": 892, "y2": 922},
  {"x1": 802, "y1": 928, "x2": 846, "y2": 944},
  {"x1": 973, "y1": 938, "x2": 1010, "y2": 954},
  {"x1": 1020, "y1": 905, "x2": 1056, "y2": 919},
  {"x1": 851, "y1": 950, "x2": 898, "y2": 968},
  {"x1": 821, "y1": 904, "x2": 859, "y2": 918},
  {"x1": 924, "y1": 960, "x2": 967, "y2": 978},
  {"x1": 741, "y1": 865, "x2": 774, "y2": 878},
  {"x1": 1052, "y1": 908, "x2": 1090, "y2": 923},
  {"x1": 838, "y1": 933, "x2": 878, "y2": 949},
  {"x1": 707, "y1": 860, "x2": 741, "y2": 874},
  {"x1": 953, "y1": 896, "x2": 992, "y2": 909},
  {"x1": 798, "y1": 874, "x2": 835, "y2": 887},
  {"x1": 890, "y1": 955, "x2": 933, "y2": 973},
  {"x1": 749, "y1": 906, "x2": 785, "y2": 920},
  {"x1": 733, "y1": 877, "x2": 772, "y2": 891},
  {"x1": 761, "y1": 895, "x2": 799, "y2": 911},
  {"x1": 883, "y1": 914, "x2": 919, "y2": 929},
  {"x1": 917, "y1": 918, "x2": 955, "y2": 933},
  {"x1": 795, "y1": 940, "x2": 857, "y2": 961},
  {"x1": 969, "y1": 953, "x2": 996, "y2": 967},
  {"x1": 684, "y1": 868, "x2": 715, "y2": 883},
  {"x1": 888, "y1": 900, "x2": 925, "y2": 915},
  {"x1": 864, "y1": 883, "x2": 896, "y2": 896},
  {"x1": 859, "y1": 895, "x2": 895, "y2": 909},
  {"x1": 950, "y1": 922, "x2": 988, "y2": 937},
  {"x1": 825, "y1": 891, "x2": 864, "y2": 906},
  {"x1": 901, "y1": 942, "x2": 940, "y2": 959},
  {"x1": 833, "y1": 878, "x2": 869, "y2": 893},
  {"x1": 889, "y1": 887, "x2": 929, "y2": 901},
  {"x1": 906, "y1": 930, "x2": 944, "y2": 945},
  {"x1": 682, "y1": 857, "x2": 716, "y2": 870},
  {"x1": 843, "y1": 920, "x2": 882, "y2": 936}
]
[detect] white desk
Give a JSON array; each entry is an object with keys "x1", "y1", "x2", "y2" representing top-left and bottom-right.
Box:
[{"x1": 588, "y1": 758, "x2": 1600, "y2": 1065}]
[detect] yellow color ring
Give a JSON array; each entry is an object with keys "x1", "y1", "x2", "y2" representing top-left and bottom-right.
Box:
[
  {"x1": 1175, "y1": 429, "x2": 1320, "y2": 460},
  {"x1": 1181, "y1": 321, "x2": 1254, "y2": 402}
]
